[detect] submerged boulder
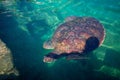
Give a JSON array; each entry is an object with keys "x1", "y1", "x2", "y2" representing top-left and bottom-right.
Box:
[{"x1": 0, "y1": 39, "x2": 19, "y2": 77}]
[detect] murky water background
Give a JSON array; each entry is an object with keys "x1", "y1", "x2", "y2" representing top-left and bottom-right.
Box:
[{"x1": 0, "y1": 0, "x2": 120, "y2": 80}]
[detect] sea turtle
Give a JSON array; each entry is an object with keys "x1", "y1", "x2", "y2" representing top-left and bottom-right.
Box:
[{"x1": 43, "y1": 16, "x2": 105, "y2": 63}]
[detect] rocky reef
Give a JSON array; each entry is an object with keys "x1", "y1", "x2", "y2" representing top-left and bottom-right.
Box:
[{"x1": 0, "y1": 39, "x2": 19, "y2": 79}]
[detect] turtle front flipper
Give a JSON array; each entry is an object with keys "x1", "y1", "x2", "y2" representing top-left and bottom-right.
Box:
[
  {"x1": 43, "y1": 56, "x2": 56, "y2": 63},
  {"x1": 66, "y1": 53, "x2": 90, "y2": 60},
  {"x1": 43, "y1": 52, "x2": 60, "y2": 63},
  {"x1": 43, "y1": 39, "x2": 54, "y2": 49}
]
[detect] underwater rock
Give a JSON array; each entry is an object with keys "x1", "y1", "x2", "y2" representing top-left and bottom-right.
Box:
[{"x1": 0, "y1": 39, "x2": 19, "y2": 76}]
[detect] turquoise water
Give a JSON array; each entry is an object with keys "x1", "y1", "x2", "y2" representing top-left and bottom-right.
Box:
[{"x1": 0, "y1": 0, "x2": 120, "y2": 80}]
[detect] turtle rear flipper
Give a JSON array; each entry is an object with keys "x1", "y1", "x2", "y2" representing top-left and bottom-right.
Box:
[{"x1": 43, "y1": 39, "x2": 54, "y2": 49}]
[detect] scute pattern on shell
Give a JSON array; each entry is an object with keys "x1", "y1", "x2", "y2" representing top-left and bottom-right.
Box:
[{"x1": 51, "y1": 17, "x2": 105, "y2": 54}]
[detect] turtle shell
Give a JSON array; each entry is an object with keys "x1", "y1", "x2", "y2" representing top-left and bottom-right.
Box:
[{"x1": 51, "y1": 17, "x2": 105, "y2": 54}]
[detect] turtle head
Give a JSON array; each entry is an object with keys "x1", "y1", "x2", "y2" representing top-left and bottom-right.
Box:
[{"x1": 43, "y1": 39, "x2": 55, "y2": 49}]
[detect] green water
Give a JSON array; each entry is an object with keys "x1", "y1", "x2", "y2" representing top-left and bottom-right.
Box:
[{"x1": 0, "y1": 0, "x2": 120, "y2": 80}]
